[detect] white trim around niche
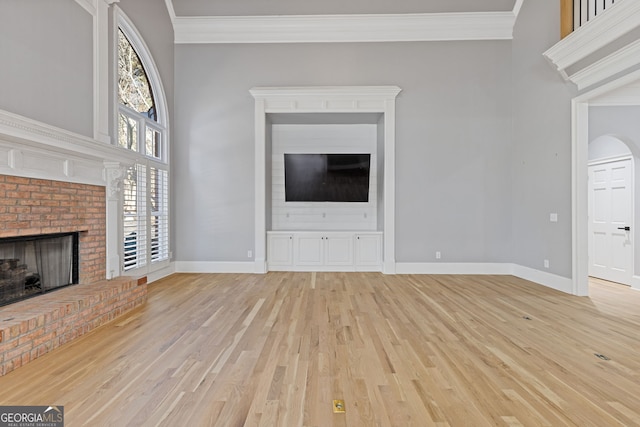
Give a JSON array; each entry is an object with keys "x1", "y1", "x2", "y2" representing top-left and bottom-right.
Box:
[
  {"x1": 174, "y1": 12, "x2": 516, "y2": 44},
  {"x1": 250, "y1": 86, "x2": 401, "y2": 274}
]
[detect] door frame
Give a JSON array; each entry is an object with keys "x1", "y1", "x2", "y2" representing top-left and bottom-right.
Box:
[
  {"x1": 572, "y1": 69, "x2": 640, "y2": 295},
  {"x1": 587, "y1": 155, "x2": 635, "y2": 285}
]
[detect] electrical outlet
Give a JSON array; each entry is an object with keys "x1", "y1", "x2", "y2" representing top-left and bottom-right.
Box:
[
  {"x1": 550, "y1": 213, "x2": 558, "y2": 222},
  {"x1": 544, "y1": 259, "x2": 549, "y2": 268},
  {"x1": 248, "y1": 250, "x2": 252, "y2": 258},
  {"x1": 436, "y1": 251, "x2": 441, "y2": 259}
]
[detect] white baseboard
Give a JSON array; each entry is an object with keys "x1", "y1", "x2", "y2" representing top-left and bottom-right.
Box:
[
  {"x1": 511, "y1": 264, "x2": 574, "y2": 294},
  {"x1": 632, "y1": 275, "x2": 640, "y2": 291},
  {"x1": 172, "y1": 260, "x2": 577, "y2": 294},
  {"x1": 146, "y1": 263, "x2": 176, "y2": 284},
  {"x1": 395, "y1": 262, "x2": 513, "y2": 275},
  {"x1": 174, "y1": 261, "x2": 257, "y2": 273},
  {"x1": 395, "y1": 262, "x2": 575, "y2": 294},
  {"x1": 267, "y1": 265, "x2": 381, "y2": 272}
]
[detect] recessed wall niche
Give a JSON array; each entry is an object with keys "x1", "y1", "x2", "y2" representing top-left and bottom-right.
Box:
[
  {"x1": 269, "y1": 113, "x2": 382, "y2": 232},
  {"x1": 251, "y1": 86, "x2": 402, "y2": 273}
]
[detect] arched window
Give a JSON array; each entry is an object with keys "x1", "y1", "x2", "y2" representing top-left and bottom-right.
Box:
[
  {"x1": 117, "y1": 28, "x2": 163, "y2": 159},
  {"x1": 117, "y1": 12, "x2": 169, "y2": 273}
]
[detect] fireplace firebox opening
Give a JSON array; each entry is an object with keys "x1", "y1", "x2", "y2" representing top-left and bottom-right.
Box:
[{"x1": 0, "y1": 232, "x2": 79, "y2": 307}]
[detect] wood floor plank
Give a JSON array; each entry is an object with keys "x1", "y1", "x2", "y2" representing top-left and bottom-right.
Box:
[{"x1": 1, "y1": 273, "x2": 640, "y2": 426}]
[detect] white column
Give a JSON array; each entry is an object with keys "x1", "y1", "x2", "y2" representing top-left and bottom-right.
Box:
[
  {"x1": 383, "y1": 98, "x2": 396, "y2": 274},
  {"x1": 94, "y1": 0, "x2": 120, "y2": 144},
  {"x1": 254, "y1": 98, "x2": 267, "y2": 273},
  {"x1": 104, "y1": 161, "x2": 125, "y2": 279}
]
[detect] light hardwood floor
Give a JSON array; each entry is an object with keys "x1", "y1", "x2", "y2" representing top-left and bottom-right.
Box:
[{"x1": 0, "y1": 273, "x2": 639, "y2": 426}]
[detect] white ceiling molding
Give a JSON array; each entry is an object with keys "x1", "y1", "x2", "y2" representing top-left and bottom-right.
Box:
[
  {"x1": 513, "y1": 0, "x2": 524, "y2": 18},
  {"x1": 73, "y1": 0, "x2": 96, "y2": 15},
  {"x1": 173, "y1": 12, "x2": 517, "y2": 44},
  {"x1": 543, "y1": 0, "x2": 640, "y2": 80},
  {"x1": 164, "y1": 0, "x2": 176, "y2": 24},
  {"x1": 73, "y1": 0, "x2": 119, "y2": 16},
  {"x1": 569, "y1": 39, "x2": 640, "y2": 91}
]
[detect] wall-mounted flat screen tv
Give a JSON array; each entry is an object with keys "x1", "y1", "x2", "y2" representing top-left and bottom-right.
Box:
[{"x1": 284, "y1": 153, "x2": 371, "y2": 202}]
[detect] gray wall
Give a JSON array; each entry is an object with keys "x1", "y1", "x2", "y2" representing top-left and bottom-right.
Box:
[
  {"x1": 0, "y1": 0, "x2": 93, "y2": 137},
  {"x1": 589, "y1": 106, "x2": 640, "y2": 155},
  {"x1": 174, "y1": 41, "x2": 513, "y2": 263},
  {"x1": 511, "y1": 0, "x2": 576, "y2": 277}
]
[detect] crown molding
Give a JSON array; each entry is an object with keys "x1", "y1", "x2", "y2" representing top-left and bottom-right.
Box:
[
  {"x1": 543, "y1": 0, "x2": 640, "y2": 80},
  {"x1": 173, "y1": 12, "x2": 516, "y2": 44},
  {"x1": 164, "y1": 0, "x2": 177, "y2": 24},
  {"x1": 569, "y1": 39, "x2": 640, "y2": 91},
  {"x1": 73, "y1": 0, "x2": 119, "y2": 16}
]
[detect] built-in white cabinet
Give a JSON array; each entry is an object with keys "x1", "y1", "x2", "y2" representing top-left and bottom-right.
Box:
[
  {"x1": 267, "y1": 233, "x2": 294, "y2": 267},
  {"x1": 267, "y1": 231, "x2": 381, "y2": 271},
  {"x1": 355, "y1": 233, "x2": 383, "y2": 269}
]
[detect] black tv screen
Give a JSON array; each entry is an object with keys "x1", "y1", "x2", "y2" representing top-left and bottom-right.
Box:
[{"x1": 284, "y1": 153, "x2": 371, "y2": 202}]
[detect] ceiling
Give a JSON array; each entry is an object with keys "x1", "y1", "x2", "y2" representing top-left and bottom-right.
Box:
[{"x1": 170, "y1": 0, "x2": 518, "y2": 17}]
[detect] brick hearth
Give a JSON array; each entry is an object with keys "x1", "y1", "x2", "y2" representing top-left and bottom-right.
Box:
[{"x1": 0, "y1": 276, "x2": 147, "y2": 376}]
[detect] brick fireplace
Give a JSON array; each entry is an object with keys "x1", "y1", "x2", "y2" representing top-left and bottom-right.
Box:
[
  {"x1": 0, "y1": 174, "x2": 106, "y2": 283},
  {"x1": 0, "y1": 173, "x2": 148, "y2": 376}
]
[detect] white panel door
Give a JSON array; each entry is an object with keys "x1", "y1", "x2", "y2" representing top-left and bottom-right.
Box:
[{"x1": 588, "y1": 159, "x2": 633, "y2": 285}]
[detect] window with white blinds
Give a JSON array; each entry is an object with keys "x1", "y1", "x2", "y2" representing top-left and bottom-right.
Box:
[
  {"x1": 123, "y1": 164, "x2": 147, "y2": 271},
  {"x1": 150, "y1": 167, "x2": 169, "y2": 264},
  {"x1": 123, "y1": 164, "x2": 169, "y2": 271},
  {"x1": 117, "y1": 15, "x2": 170, "y2": 275}
]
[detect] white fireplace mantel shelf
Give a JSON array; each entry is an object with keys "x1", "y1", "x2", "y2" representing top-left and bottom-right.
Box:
[{"x1": 0, "y1": 109, "x2": 137, "y2": 186}]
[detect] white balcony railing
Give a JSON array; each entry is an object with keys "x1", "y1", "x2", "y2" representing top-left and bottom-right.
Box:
[
  {"x1": 574, "y1": 0, "x2": 617, "y2": 31},
  {"x1": 547, "y1": 0, "x2": 640, "y2": 89}
]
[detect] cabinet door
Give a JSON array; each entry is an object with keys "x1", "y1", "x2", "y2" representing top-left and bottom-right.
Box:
[
  {"x1": 324, "y1": 234, "x2": 354, "y2": 266},
  {"x1": 268, "y1": 234, "x2": 293, "y2": 266},
  {"x1": 295, "y1": 234, "x2": 324, "y2": 266},
  {"x1": 355, "y1": 234, "x2": 382, "y2": 269}
]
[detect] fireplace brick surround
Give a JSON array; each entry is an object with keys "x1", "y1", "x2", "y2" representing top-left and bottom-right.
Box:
[
  {"x1": 0, "y1": 174, "x2": 148, "y2": 376},
  {"x1": 0, "y1": 174, "x2": 106, "y2": 284}
]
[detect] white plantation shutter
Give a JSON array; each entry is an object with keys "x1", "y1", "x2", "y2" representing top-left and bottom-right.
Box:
[
  {"x1": 123, "y1": 164, "x2": 147, "y2": 271},
  {"x1": 118, "y1": 18, "x2": 170, "y2": 275},
  {"x1": 150, "y1": 167, "x2": 169, "y2": 263}
]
